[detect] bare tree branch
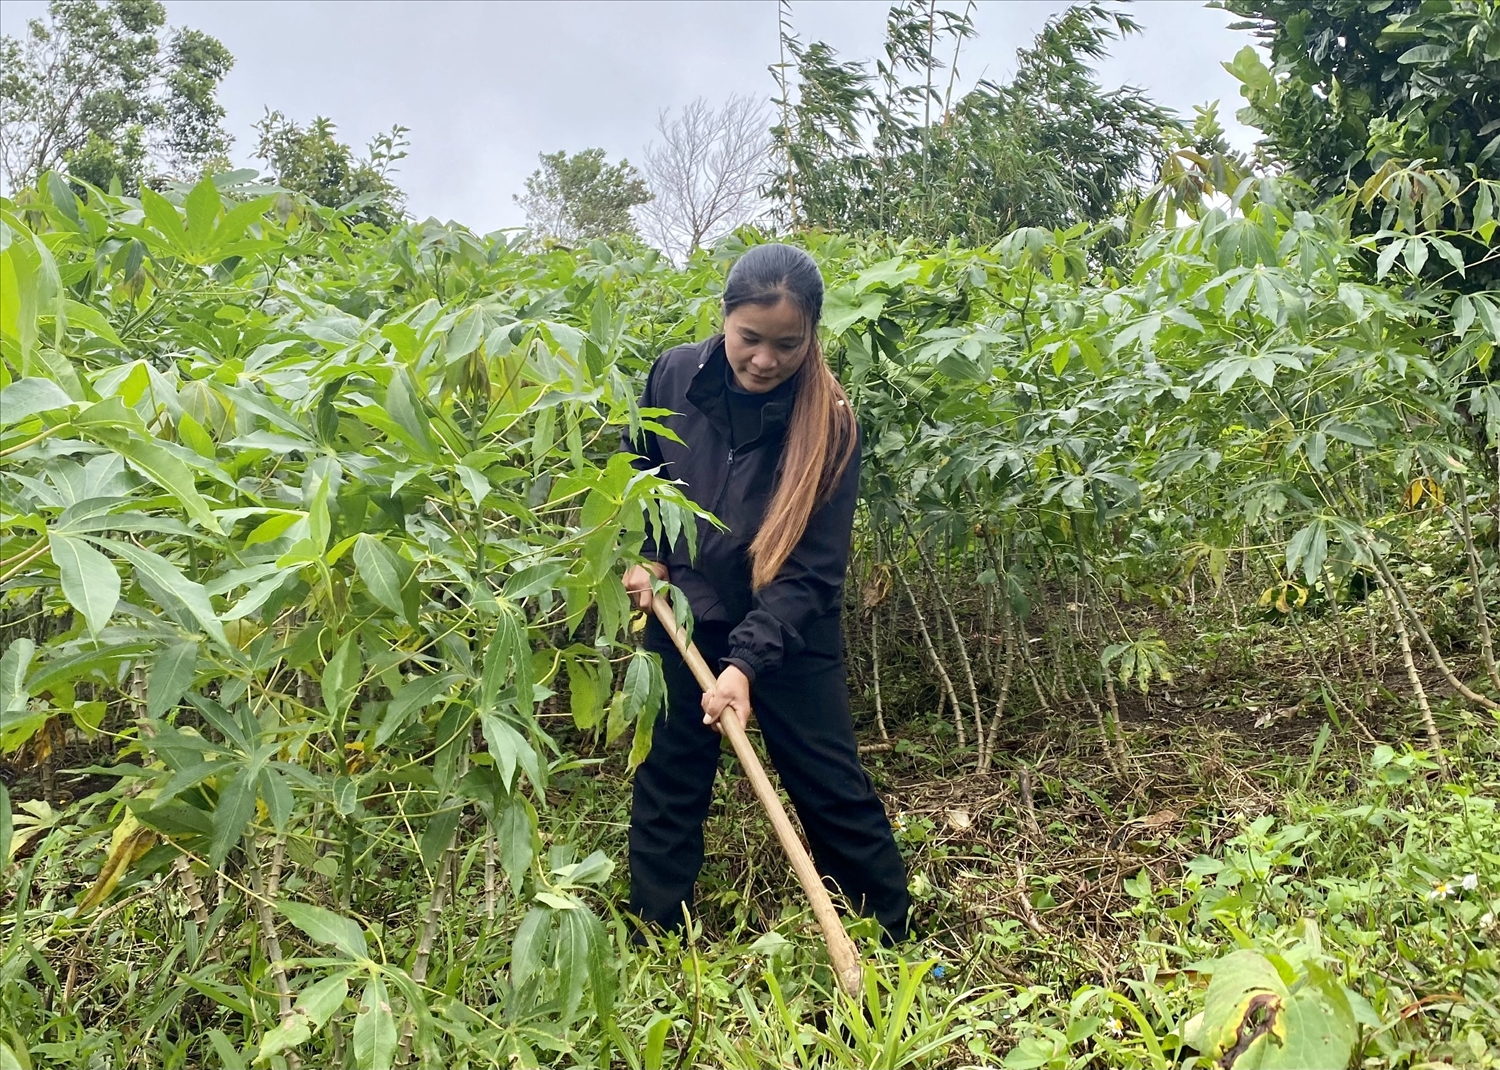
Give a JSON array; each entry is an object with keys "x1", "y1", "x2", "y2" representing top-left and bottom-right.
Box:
[{"x1": 637, "y1": 95, "x2": 772, "y2": 262}]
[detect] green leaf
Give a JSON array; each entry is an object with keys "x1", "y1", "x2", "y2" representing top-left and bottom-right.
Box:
[
  {"x1": 139, "y1": 187, "x2": 188, "y2": 251},
  {"x1": 628, "y1": 686, "x2": 660, "y2": 771},
  {"x1": 352, "y1": 534, "x2": 408, "y2": 618},
  {"x1": 376, "y1": 672, "x2": 460, "y2": 747},
  {"x1": 579, "y1": 488, "x2": 614, "y2": 532},
  {"x1": 48, "y1": 532, "x2": 119, "y2": 636},
  {"x1": 565, "y1": 655, "x2": 602, "y2": 730},
  {"x1": 73, "y1": 398, "x2": 221, "y2": 532},
  {"x1": 1224, "y1": 45, "x2": 1277, "y2": 99},
  {"x1": 46, "y1": 172, "x2": 81, "y2": 224},
  {"x1": 1322, "y1": 421, "x2": 1375, "y2": 448},
  {"x1": 1375, "y1": 239, "x2": 1402, "y2": 280},
  {"x1": 1201, "y1": 949, "x2": 1287, "y2": 1060},
  {"x1": 1397, "y1": 43, "x2": 1451, "y2": 64},
  {"x1": 62, "y1": 299, "x2": 124, "y2": 347},
  {"x1": 207, "y1": 769, "x2": 256, "y2": 871},
  {"x1": 503, "y1": 562, "x2": 564, "y2": 600},
  {"x1": 307, "y1": 470, "x2": 332, "y2": 554},
  {"x1": 454, "y1": 464, "x2": 489, "y2": 508},
  {"x1": 494, "y1": 793, "x2": 535, "y2": 896},
  {"x1": 554, "y1": 850, "x2": 613, "y2": 887},
  {"x1": 447, "y1": 310, "x2": 484, "y2": 360},
  {"x1": 479, "y1": 603, "x2": 529, "y2": 716},
  {"x1": 1403, "y1": 235, "x2": 1427, "y2": 276},
  {"x1": 0, "y1": 377, "x2": 74, "y2": 425},
  {"x1": 102, "y1": 540, "x2": 229, "y2": 651},
  {"x1": 481, "y1": 714, "x2": 540, "y2": 794},
  {"x1": 531, "y1": 405, "x2": 556, "y2": 472},
  {"x1": 385, "y1": 369, "x2": 434, "y2": 457},
  {"x1": 511, "y1": 907, "x2": 553, "y2": 988},
  {"x1": 323, "y1": 634, "x2": 361, "y2": 720},
  {"x1": 854, "y1": 257, "x2": 920, "y2": 292},
  {"x1": 1427, "y1": 235, "x2": 1465, "y2": 275},
  {"x1": 0, "y1": 783, "x2": 11, "y2": 873},
  {"x1": 1454, "y1": 294, "x2": 1476, "y2": 337},
  {"x1": 277, "y1": 901, "x2": 369, "y2": 959},
  {"x1": 420, "y1": 805, "x2": 461, "y2": 871},
  {"x1": 256, "y1": 1014, "x2": 312, "y2": 1060},
  {"x1": 1284, "y1": 521, "x2": 1328, "y2": 587},
  {"x1": 205, "y1": 1031, "x2": 248, "y2": 1070},
  {"x1": 1258, "y1": 983, "x2": 1356, "y2": 1069},
  {"x1": 557, "y1": 906, "x2": 590, "y2": 1022},
  {"x1": 353, "y1": 975, "x2": 397, "y2": 1070},
  {"x1": 256, "y1": 974, "x2": 351, "y2": 1061},
  {"x1": 176, "y1": 412, "x2": 217, "y2": 458},
  {"x1": 296, "y1": 973, "x2": 352, "y2": 1028},
  {"x1": 616, "y1": 649, "x2": 662, "y2": 751},
  {"x1": 644, "y1": 1013, "x2": 673, "y2": 1070},
  {"x1": 333, "y1": 775, "x2": 359, "y2": 817},
  {"x1": 183, "y1": 176, "x2": 222, "y2": 254},
  {"x1": 823, "y1": 286, "x2": 887, "y2": 335},
  {"x1": 211, "y1": 195, "x2": 275, "y2": 249}
]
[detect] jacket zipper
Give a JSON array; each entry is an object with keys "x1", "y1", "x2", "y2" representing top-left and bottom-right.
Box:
[{"x1": 712, "y1": 447, "x2": 735, "y2": 513}]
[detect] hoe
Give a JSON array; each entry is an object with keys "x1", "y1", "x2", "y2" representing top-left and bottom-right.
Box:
[{"x1": 650, "y1": 594, "x2": 865, "y2": 999}]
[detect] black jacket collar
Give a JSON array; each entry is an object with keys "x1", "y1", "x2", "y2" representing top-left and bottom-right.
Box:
[{"x1": 685, "y1": 335, "x2": 795, "y2": 448}]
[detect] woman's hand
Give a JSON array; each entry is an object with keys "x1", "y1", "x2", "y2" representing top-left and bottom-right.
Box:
[
  {"x1": 701, "y1": 664, "x2": 752, "y2": 736},
  {"x1": 623, "y1": 561, "x2": 669, "y2": 610}
]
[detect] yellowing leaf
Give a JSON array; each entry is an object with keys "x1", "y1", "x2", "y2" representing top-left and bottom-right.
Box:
[
  {"x1": 1402, "y1": 476, "x2": 1443, "y2": 510},
  {"x1": 76, "y1": 810, "x2": 157, "y2": 913}
]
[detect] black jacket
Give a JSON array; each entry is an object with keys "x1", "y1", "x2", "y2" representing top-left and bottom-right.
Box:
[{"x1": 623, "y1": 335, "x2": 861, "y2": 680}]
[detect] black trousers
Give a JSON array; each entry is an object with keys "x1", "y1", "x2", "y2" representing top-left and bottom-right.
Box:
[{"x1": 628, "y1": 620, "x2": 910, "y2": 940}]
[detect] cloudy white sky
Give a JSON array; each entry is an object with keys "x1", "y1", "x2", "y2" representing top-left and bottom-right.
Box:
[{"x1": 1, "y1": 1, "x2": 1262, "y2": 231}]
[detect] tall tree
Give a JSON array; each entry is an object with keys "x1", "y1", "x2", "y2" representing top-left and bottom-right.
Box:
[
  {"x1": 1223, "y1": 0, "x2": 1500, "y2": 286},
  {"x1": 515, "y1": 148, "x2": 652, "y2": 244},
  {"x1": 253, "y1": 110, "x2": 409, "y2": 228},
  {"x1": 0, "y1": 0, "x2": 233, "y2": 193},
  {"x1": 1222, "y1": 0, "x2": 1500, "y2": 196},
  {"x1": 769, "y1": 1, "x2": 1176, "y2": 242},
  {"x1": 637, "y1": 95, "x2": 772, "y2": 262}
]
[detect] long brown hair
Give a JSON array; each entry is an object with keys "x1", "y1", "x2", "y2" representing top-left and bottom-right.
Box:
[{"x1": 723, "y1": 245, "x2": 857, "y2": 589}]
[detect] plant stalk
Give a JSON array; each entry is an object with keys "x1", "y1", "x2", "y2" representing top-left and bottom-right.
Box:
[
  {"x1": 1454, "y1": 474, "x2": 1500, "y2": 691},
  {"x1": 890, "y1": 546, "x2": 965, "y2": 746}
]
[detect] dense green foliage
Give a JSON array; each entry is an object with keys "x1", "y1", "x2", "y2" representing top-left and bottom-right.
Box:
[
  {"x1": 770, "y1": 3, "x2": 1175, "y2": 241},
  {"x1": 2, "y1": 138, "x2": 1498, "y2": 1066},
  {"x1": 1223, "y1": 0, "x2": 1500, "y2": 196},
  {"x1": 252, "y1": 112, "x2": 410, "y2": 229},
  {"x1": 516, "y1": 149, "x2": 654, "y2": 245},
  {"x1": 0, "y1": 0, "x2": 234, "y2": 194},
  {"x1": 3, "y1": 3, "x2": 1500, "y2": 1068},
  {"x1": 1222, "y1": 0, "x2": 1500, "y2": 288}
]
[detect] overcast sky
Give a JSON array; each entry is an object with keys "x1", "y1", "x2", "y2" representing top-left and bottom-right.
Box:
[{"x1": 1, "y1": 1, "x2": 1261, "y2": 231}]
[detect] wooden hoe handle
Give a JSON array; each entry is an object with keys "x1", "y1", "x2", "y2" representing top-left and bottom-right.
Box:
[{"x1": 650, "y1": 595, "x2": 864, "y2": 999}]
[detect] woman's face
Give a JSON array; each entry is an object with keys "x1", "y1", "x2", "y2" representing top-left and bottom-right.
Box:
[{"x1": 723, "y1": 297, "x2": 811, "y2": 393}]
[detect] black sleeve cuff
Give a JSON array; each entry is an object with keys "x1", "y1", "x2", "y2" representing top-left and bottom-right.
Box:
[{"x1": 721, "y1": 656, "x2": 756, "y2": 683}]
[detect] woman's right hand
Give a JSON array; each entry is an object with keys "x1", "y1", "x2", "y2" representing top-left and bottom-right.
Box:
[{"x1": 623, "y1": 560, "x2": 669, "y2": 610}]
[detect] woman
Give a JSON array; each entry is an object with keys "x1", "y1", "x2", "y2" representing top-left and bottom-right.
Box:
[{"x1": 620, "y1": 243, "x2": 910, "y2": 942}]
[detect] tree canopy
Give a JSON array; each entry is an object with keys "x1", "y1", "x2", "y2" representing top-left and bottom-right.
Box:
[
  {"x1": 516, "y1": 148, "x2": 653, "y2": 244},
  {"x1": 1223, "y1": 0, "x2": 1500, "y2": 285},
  {"x1": 769, "y1": 2, "x2": 1176, "y2": 242},
  {"x1": 0, "y1": 0, "x2": 233, "y2": 193},
  {"x1": 1223, "y1": 0, "x2": 1500, "y2": 194},
  {"x1": 252, "y1": 110, "x2": 409, "y2": 228}
]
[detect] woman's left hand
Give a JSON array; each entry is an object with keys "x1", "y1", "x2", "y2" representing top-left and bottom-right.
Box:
[{"x1": 701, "y1": 664, "x2": 752, "y2": 736}]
